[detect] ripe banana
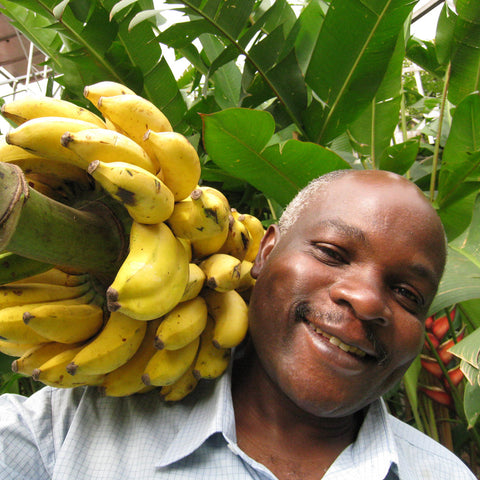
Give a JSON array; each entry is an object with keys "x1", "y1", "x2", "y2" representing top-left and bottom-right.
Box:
[
  {"x1": 100, "y1": 318, "x2": 161, "y2": 397},
  {"x1": 23, "y1": 303, "x2": 104, "y2": 344},
  {"x1": 160, "y1": 364, "x2": 198, "y2": 402},
  {"x1": 87, "y1": 160, "x2": 174, "y2": 224},
  {"x1": 0, "y1": 251, "x2": 52, "y2": 286},
  {"x1": 95, "y1": 94, "x2": 172, "y2": 151},
  {"x1": 60, "y1": 128, "x2": 159, "y2": 174},
  {"x1": 142, "y1": 336, "x2": 200, "y2": 387},
  {"x1": 0, "y1": 138, "x2": 92, "y2": 191},
  {"x1": 32, "y1": 345, "x2": 104, "y2": 388},
  {"x1": 107, "y1": 222, "x2": 189, "y2": 321},
  {"x1": 236, "y1": 260, "x2": 255, "y2": 292},
  {"x1": 84, "y1": 81, "x2": 136, "y2": 106},
  {"x1": 12, "y1": 341, "x2": 82, "y2": 376},
  {"x1": 167, "y1": 187, "x2": 231, "y2": 245},
  {"x1": 199, "y1": 253, "x2": 242, "y2": 292},
  {"x1": 0, "y1": 281, "x2": 92, "y2": 309},
  {"x1": 0, "y1": 305, "x2": 51, "y2": 344},
  {"x1": 1, "y1": 96, "x2": 106, "y2": 128},
  {"x1": 241, "y1": 213, "x2": 265, "y2": 262},
  {"x1": 12, "y1": 268, "x2": 89, "y2": 287},
  {"x1": 192, "y1": 316, "x2": 231, "y2": 380},
  {"x1": 0, "y1": 339, "x2": 42, "y2": 358},
  {"x1": 218, "y1": 211, "x2": 252, "y2": 261},
  {"x1": 179, "y1": 263, "x2": 206, "y2": 303},
  {"x1": 154, "y1": 296, "x2": 208, "y2": 351},
  {"x1": 142, "y1": 131, "x2": 201, "y2": 201},
  {"x1": 66, "y1": 311, "x2": 147, "y2": 376},
  {"x1": 5, "y1": 117, "x2": 101, "y2": 168},
  {"x1": 203, "y1": 289, "x2": 249, "y2": 349}
]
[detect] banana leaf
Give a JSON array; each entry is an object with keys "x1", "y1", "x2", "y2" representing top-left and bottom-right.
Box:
[
  {"x1": 430, "y1": 193, "x2": 480, "y2": 315},
  {"x1": 348, "y1": 30, "x2": 405, "y2": 166},
  {"x1": 437, "y1": 93, "x2": 480, "y2": 208},
  {"x1": 303, "y1": 0, "x2": 418, "y2": 144},
  {"x1": 447, "y1": 0, "x2": 480, "y2": 106}
]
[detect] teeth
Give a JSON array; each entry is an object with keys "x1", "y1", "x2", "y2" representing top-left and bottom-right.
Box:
[{"x1": 311, "y1": 323, "x2": 366, "y2": 358}]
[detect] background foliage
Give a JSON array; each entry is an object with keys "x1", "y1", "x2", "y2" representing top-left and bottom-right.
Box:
[{"x1": 1, "y1": 0, "x2": 480, "y2": 474}]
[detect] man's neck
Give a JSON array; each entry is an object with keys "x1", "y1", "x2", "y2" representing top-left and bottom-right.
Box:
[{"x1": 231, "y1": 352, "x2": 365, "y2": 480}]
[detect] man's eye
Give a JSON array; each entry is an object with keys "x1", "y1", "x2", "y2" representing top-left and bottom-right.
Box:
[
  {"x1": 394, "y1": 286, "x2": 424, "y2": 308},
  {"x1": 313, "y1": 244, "x2": 345, "y2": 264}
]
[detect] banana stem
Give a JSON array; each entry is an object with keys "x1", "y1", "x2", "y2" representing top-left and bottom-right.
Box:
[{"x1": 0, "y1": 163, "x2": 125, "y2": 275}]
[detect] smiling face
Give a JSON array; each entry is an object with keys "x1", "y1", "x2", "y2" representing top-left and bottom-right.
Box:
[{"x1": 248, "y1": 170, "x2": 446, "y2": 418}]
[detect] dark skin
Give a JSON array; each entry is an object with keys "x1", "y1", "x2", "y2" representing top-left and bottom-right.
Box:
[{"x1": 232, "y1": 170, "x2": 446, "y2": 480}]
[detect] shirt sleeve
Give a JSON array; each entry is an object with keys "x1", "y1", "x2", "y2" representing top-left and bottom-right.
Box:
[{"x1": 0, "y1": 388, "x2": 55, "y2": 480}]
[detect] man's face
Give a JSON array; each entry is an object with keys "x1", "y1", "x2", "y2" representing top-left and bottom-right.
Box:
[{"x1": 248, "y1": 172, "x2": 446, "y2": 418}]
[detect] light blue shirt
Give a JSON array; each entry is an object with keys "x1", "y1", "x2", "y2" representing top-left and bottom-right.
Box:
[{"x1": 0, "y1": 368, "x2": 475, "y2": 480}]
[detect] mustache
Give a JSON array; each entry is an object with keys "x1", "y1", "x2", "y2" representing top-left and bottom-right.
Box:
[{"x1": 295, "y1": 302, "x2": 388, "y2": 366}]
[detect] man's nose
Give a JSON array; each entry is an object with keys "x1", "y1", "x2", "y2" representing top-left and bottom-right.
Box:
[{"x1": 328, "y1": 272, "x2": 392, "y2": 326}]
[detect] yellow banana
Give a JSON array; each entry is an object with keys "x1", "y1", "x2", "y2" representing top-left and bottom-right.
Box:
[
  {"x1": 218, "y1": 211, "x2": 252, "y2": 261},
  {"x1": 95, "y1": 94, "x2": 172, "y2": 149},
  {"x1": 87, "y1": 160, "x2": 174, "y2": 224},
  {"x1": 23, "y1": 303, "x2": 104, "y2": 344},
  {"x1": 5, "y1": 117, "x2": 101, "y2": 168},
  {"x1": 236, "y1": 260, "x2": 255, "y2": 292},
  {"x1": 242, "y1": 213, "x2": 266, "y2": 262},
  {"x1": 160, "y1": 364, "x2": 198, "y2": 402},
  {"x1": 100, "y1": 318, "x2": 161, "y2": 397},
  {"x1": 0, "y1": 305, "x2": 51, "y2": 344},
  {"x1": 60, "y1": 128, "x2": 159, "y2": 174},
  {"x1": 192, "y1": 316, "x2": 231, "y2": 380},
  {"x1": 167, "y1": 187, "x2": 231, "y2": 245},
  {"x1": 155, "y1": 296, "x2": 208, "y2": 351},
  {"x1": 142, "y1": 131, "x2": 201, "y2": 201},
  {"x1": 142, "y1": 336, "x2": 200, "y2": 387},
  {"x1": 32, "y1": 345, "x2": 104, "y2": 388},
  {"x1": 0, "y1": 138, "x2": 94, "y2": 190},
  {"x1": 84, "y1": 81, "x2": 136, "y2": 106},
  {"x1": 11, "y1": 268, "x2": 89, "y2": 287},
  {"x1": 66, "y1": 311, "x2": 147, "y2": 376},
  {"x1": 203, "y1": 289, "x2": 249, "y2": 349},
  {"x1": 107, "y1": 222, "x2": 189, "y2": 321},
  {"x1": 12, "y1": 341, "x2": 82, "y2": 376},
  {"x1": 0, "y1": 339, "x2": 42, "y2": 358},
  {"x1": 0, "y1": 281, "x2": 92, "y2": 309},
  {"x1": 178, "y1": 238, "x2": 192, "y2": 262},
  {"x1": 179, "y1": 263, "x2": 206, "y2": 303},
  {"x1": 1, "y1": 96, "x2": 106, "y2": 128},
  {"x1": 199, "y1": 253, "x2": 242, "y2": 292}
]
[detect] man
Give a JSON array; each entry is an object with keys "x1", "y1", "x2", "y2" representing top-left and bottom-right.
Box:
[{"x1": 0, "y1": 169, "x2": 475, "y2": 479}]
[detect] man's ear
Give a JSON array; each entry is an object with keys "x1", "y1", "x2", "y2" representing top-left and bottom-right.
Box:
[{"x1": 250, "y1": 224, "x2": 280, "y2": 279}]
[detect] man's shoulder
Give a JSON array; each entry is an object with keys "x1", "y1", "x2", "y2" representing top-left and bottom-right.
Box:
[{"x1": 387, "y1": 413, "x2": 476, "y2": 479}]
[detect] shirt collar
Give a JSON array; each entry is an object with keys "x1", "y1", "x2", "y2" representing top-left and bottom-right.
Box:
[
  {"x1": 156, "y1": 365, "x2": 400, "y2": 479},
  {"x1": 155, "y1": 365, "x2": 235, "y2": 468},
  {"x1": 327, "y1": 398, "x2": 399, "y2": 479}
]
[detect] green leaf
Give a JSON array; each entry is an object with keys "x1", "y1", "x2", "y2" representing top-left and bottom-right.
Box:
[
  {"x1": 437, "y1": 93, "x2": 480, "y2": 208},
  {"x1": 460, "y1": 359, "x2": 478, "y2": 384},
  {"x1": 349, "y1": 31, "x2": 405, "y2": 164},
  {"x1": 448, "y1": 2, "x2": 480, "y2": 106},
  {"x1": 406, "y1": 37, "x2": 446, "y2": 79},
  {"x1": 435, "y1": 3, "x2": 457, "y2": 66},
  {"x1": 378, "y1": 140, "x2": 419, "y2": 174},
  {"x1": 464, "y1": 382, "x2": 480, "y2": 428},
  {"x1": 303, "y1": 0, "x2": 417, "y2": 144},
  {"x1": 450, "y1": 329, "x2": 480, "y2": 368},
  {"x1": 431, "y1": 193, "x2": 480, "y2": 314},
  {"x1": 202, "y1": 108, "x2": 350, "y2": 206}
]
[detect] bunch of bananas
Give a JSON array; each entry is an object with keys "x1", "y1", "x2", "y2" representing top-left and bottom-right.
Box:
[{"x1": 0, "y1": 81, "x2": 265, "y2": 401}]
